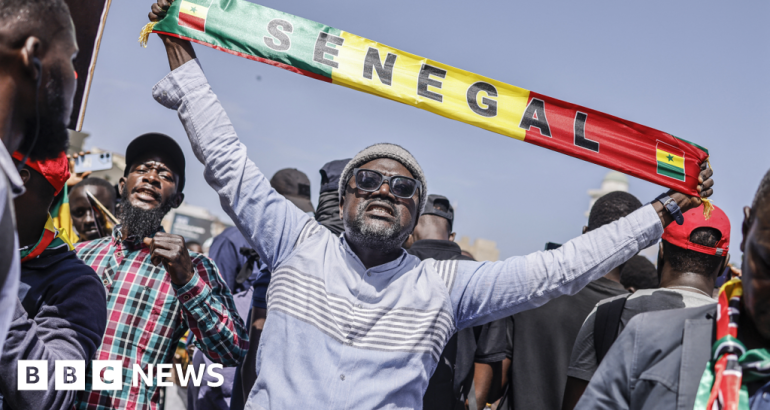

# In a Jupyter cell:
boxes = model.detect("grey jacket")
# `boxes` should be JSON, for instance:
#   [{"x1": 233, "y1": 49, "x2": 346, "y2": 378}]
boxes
[
  {"x1": 0, "y1": 144, "x2": 22, "y2": 362},
  {"x1": 576, "y1": 304, "x2": 716, "y2": 410}
]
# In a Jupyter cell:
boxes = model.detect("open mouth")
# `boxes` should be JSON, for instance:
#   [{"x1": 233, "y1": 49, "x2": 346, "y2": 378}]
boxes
[
  {"x1": 365, "y1": 202, "x2": 395, "y2": 218},
  {"x1": 133, "y1": 186, "x2": 160, "y2": 202}
]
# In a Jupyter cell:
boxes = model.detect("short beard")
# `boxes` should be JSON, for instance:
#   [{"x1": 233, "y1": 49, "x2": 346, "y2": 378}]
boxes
[
  {"x1": 18, "y1": 63, "x2": 70, "y2": 161},
  {"x1": 344, "y1": 198, "x2": 411, "y2": 253},
  {"x1": 117, "y1": 188, "x2": 173, "y2": 239}
]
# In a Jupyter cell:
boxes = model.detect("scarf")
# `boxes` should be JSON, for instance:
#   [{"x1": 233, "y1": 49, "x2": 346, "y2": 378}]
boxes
[
  {"x1": 694, "y1": 279, "x2": 770, "y2": 410},
  {"x1": 50, "y1": 184, "x2": 79, "y2": 246},
  {"x1": 19, "y1": 215, "x2": 72, "y2": 262},
  {"x1": 140, "y1": 0, "x2": 712, "y2": 214}
]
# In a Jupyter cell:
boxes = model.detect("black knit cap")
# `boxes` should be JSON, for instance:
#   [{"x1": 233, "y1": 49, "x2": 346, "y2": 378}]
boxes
[{"x1": 124, "y1": 133, "x2": 186, "y2": 192}]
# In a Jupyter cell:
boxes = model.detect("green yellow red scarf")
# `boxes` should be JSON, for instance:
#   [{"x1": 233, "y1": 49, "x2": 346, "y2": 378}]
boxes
[
  {"x1": 50, "y1": 184, "x2": 79, "y2": 246},
  {"x1": 694, "y1": 279, "x2": 770, "y2": 410},
  {"x1": 140, "y1": 0, "x2": 713, "y2": 206},
  {"x1": 19, "y1": 215, "x2": 72, "y2": 262}
]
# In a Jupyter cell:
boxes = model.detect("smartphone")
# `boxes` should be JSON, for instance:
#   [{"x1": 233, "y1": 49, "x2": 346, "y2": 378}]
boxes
[
  {"x1": 74, "y1": 152, "x2": 113, "y2": 173},
  {"x1": 545, "y1": 242, "x2": 562, "y2": 251}
]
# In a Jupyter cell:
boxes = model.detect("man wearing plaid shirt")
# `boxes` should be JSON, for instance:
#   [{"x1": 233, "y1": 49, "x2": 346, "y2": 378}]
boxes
[{"x1": 74, "y1": 133, "x2": 249, "y2": 410}]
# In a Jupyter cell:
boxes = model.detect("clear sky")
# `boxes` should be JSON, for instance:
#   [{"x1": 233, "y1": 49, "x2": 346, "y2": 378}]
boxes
[{"x1": 82, "y1": 0, "x2": 769, "y2": 260}]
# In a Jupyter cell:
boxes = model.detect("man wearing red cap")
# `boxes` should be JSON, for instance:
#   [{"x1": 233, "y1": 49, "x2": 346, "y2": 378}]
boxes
[
  {"x1": 563, "y1": 204, "x2": 731, "y2": 408},
  {"x1": 0, "y1": 152, "x2": 107, "y2": 409},
  {"x1": 575, "y1": 170, "x2": 770, "y2": 410}
]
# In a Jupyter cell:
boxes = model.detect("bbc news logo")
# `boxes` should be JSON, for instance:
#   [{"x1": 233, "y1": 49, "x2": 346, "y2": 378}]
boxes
[{"x1": 18, "y1": 360, "x2": 224, "y2": 390}]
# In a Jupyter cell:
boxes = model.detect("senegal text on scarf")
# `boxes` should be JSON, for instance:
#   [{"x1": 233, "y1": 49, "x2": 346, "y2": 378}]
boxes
[{"x1": 144, "y1": 0, "x2": 709, "y2": 196}]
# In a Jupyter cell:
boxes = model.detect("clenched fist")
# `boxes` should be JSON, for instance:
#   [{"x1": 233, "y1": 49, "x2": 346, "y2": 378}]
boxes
[{"x1": 143, "y1": 233, "x2": 195, "y2": 286}]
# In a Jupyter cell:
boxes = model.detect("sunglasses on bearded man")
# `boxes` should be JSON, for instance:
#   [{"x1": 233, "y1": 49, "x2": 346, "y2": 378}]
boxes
[{"x1": 353, "y1": 168, "x2": 422, "y2": 199}]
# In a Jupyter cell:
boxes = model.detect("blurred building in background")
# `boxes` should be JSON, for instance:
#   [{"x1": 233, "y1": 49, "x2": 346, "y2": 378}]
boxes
[
  {"x1": 586, "y1": 170, "x2": 658, "y2": 264},
  {"x1": 161, "y1": 204, "x2": 231, "y2": 251},
  {"x1": 457, "y1": 236, "x2": 500, "y2": 262},
  {"x1": 586, "y1": 171, "x2": 629, "y2": 217},
  {"x1": 449, "y1": 200, "x2": 500, "y2": 261}
]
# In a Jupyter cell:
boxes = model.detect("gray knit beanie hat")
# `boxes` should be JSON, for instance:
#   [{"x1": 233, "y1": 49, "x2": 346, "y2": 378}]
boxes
[{"x1": 339, "y1": 143, "x2": 428, "y2": 214}]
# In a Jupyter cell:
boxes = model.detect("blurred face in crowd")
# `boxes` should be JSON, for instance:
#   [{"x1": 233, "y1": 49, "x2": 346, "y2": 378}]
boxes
[
  {"x1": 0, "y1": 7, "x2": 78, "y2": 157},
  {"x1": 69, "y1": 184, "x2": 115, "y2": 241},
  {"x1": 741, "y1": 199, "x2": 770, "y2": 340},
  {"x1": 118, "y1": 153, "x2": 183, "y2": 238},
  {"x1": 340, "y1": 158, "x2": 419, "y2": 252},
  {"x1": 411, "y1": 214, "x2": 455, "y2": 242},
  {"x1": 187, "y1": 242, "x2": 203, "y2": 254}
]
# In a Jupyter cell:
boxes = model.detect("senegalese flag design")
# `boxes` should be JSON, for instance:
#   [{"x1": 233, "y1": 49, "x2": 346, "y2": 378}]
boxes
[
  {"x1": 178, "y1": 0, "x2": 209, "y2": 33},
  {"x1": 143, "y1": 0, "x2": 710, "y2": 196},
  {"x1": 693, "y1": 279, "x2": 770, "y2": 410},
  {"x1": 50, "y1": 184, "x2": 77, "y2": 247},
  {"x1": 656, "y1": 141, "x2": 686, "y2": 181}
]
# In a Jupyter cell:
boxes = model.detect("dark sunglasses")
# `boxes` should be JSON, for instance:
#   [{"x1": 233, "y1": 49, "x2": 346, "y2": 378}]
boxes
[{"x1": 353, "y1": 168, "x2": 422, "y2": 199}]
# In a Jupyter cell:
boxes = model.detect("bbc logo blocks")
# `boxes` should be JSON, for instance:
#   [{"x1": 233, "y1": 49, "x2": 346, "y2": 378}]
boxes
[
  {"x1": 18, "y1": 360, "x2": 121, "y2": 391},
  {"x1": 16, "y1": 361, "x2": 223, "y2": 390}
]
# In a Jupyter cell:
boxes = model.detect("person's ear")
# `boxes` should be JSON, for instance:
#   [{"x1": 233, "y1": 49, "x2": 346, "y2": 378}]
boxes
[
  {"x1": 403, "y1": 234, "x2": 414, "y2": 249},
  {"x1": 18, "y1": 168, "x2": 31, "y2": 185},
  {"x1": 741, "y1": 206, "x2": 752, "y2": 253},
  {"x1": 449, "y1": 232, "x2": 456, "y2": 242},
  {"x1": 170, "y1": 192, "x2": 184, "y2": 209},
  {"x1": 20, "y1": 37, "x2": 43, "y2": 85},
  {"x1": 118, "y1": 177, "x2": 126, "y2": 197},
  {"x1": 582, "y1": 226, "x2": 588, "y2": 234},
  {"x1": 338, "y1": 194, "x2": 345, "y2": 220}
]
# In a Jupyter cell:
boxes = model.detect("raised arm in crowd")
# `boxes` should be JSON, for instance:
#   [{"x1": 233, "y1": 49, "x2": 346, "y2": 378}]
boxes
[{"x1": 148, "y1": 1, "x2": 714, "y2": 406}]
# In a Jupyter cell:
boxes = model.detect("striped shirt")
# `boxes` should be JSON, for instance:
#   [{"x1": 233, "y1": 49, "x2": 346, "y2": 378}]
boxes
[
  {"x1": 153, "y1": 58, "x2": 664, "y2": 410},
  {"x1": 74, "y1": 227, "x2": 248, "y2": 410}
]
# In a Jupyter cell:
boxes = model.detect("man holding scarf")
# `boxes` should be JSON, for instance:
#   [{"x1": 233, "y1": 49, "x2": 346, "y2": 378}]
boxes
[
  {"x1": 148, "y1": 2, "x2": 714, "y2": 408},
  {"x1": 576, "y1": 169, "x2": 770, "y2": 410}
]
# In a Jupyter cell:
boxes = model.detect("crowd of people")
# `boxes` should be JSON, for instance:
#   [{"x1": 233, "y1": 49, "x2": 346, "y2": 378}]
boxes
[{"x1": 0, "y1": 0, "x2": 767, "y2": 410}]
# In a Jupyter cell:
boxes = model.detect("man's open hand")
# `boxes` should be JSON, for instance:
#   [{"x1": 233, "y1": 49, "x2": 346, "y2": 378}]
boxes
[
  {"x1": 654, "y1": 161, "x2": 714, "y2": 226},
  {"x1": 143, "y1": 233, "x2": 195, "y2": 286}
]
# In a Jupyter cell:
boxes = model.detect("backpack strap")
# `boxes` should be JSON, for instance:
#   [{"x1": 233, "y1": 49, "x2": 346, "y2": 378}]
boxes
[{"x1": 594, "y1": 295, "x2": 629, "y2": 364}]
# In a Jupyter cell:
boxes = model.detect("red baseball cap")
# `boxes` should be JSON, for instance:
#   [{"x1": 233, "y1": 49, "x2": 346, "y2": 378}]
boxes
[
  {"x1": 12, "y1": 151, "x2": 70, "y2": 196},
  {"x1": 662, "y1": 204, "x2": 730, "y2": 256}
]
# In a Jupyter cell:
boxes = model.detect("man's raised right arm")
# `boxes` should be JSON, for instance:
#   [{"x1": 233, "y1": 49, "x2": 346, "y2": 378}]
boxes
[{"x1": 150, "y1": 23, "x2": 310, "y2": 270}]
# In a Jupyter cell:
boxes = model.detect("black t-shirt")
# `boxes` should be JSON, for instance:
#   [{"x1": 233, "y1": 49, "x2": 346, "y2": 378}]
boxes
[
  {"x1": 407, "y1": 240, "x2": 508, "y2": 410},
  {"x1": 502, "y1": 277, "x2": 628, "y2": 410}
]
